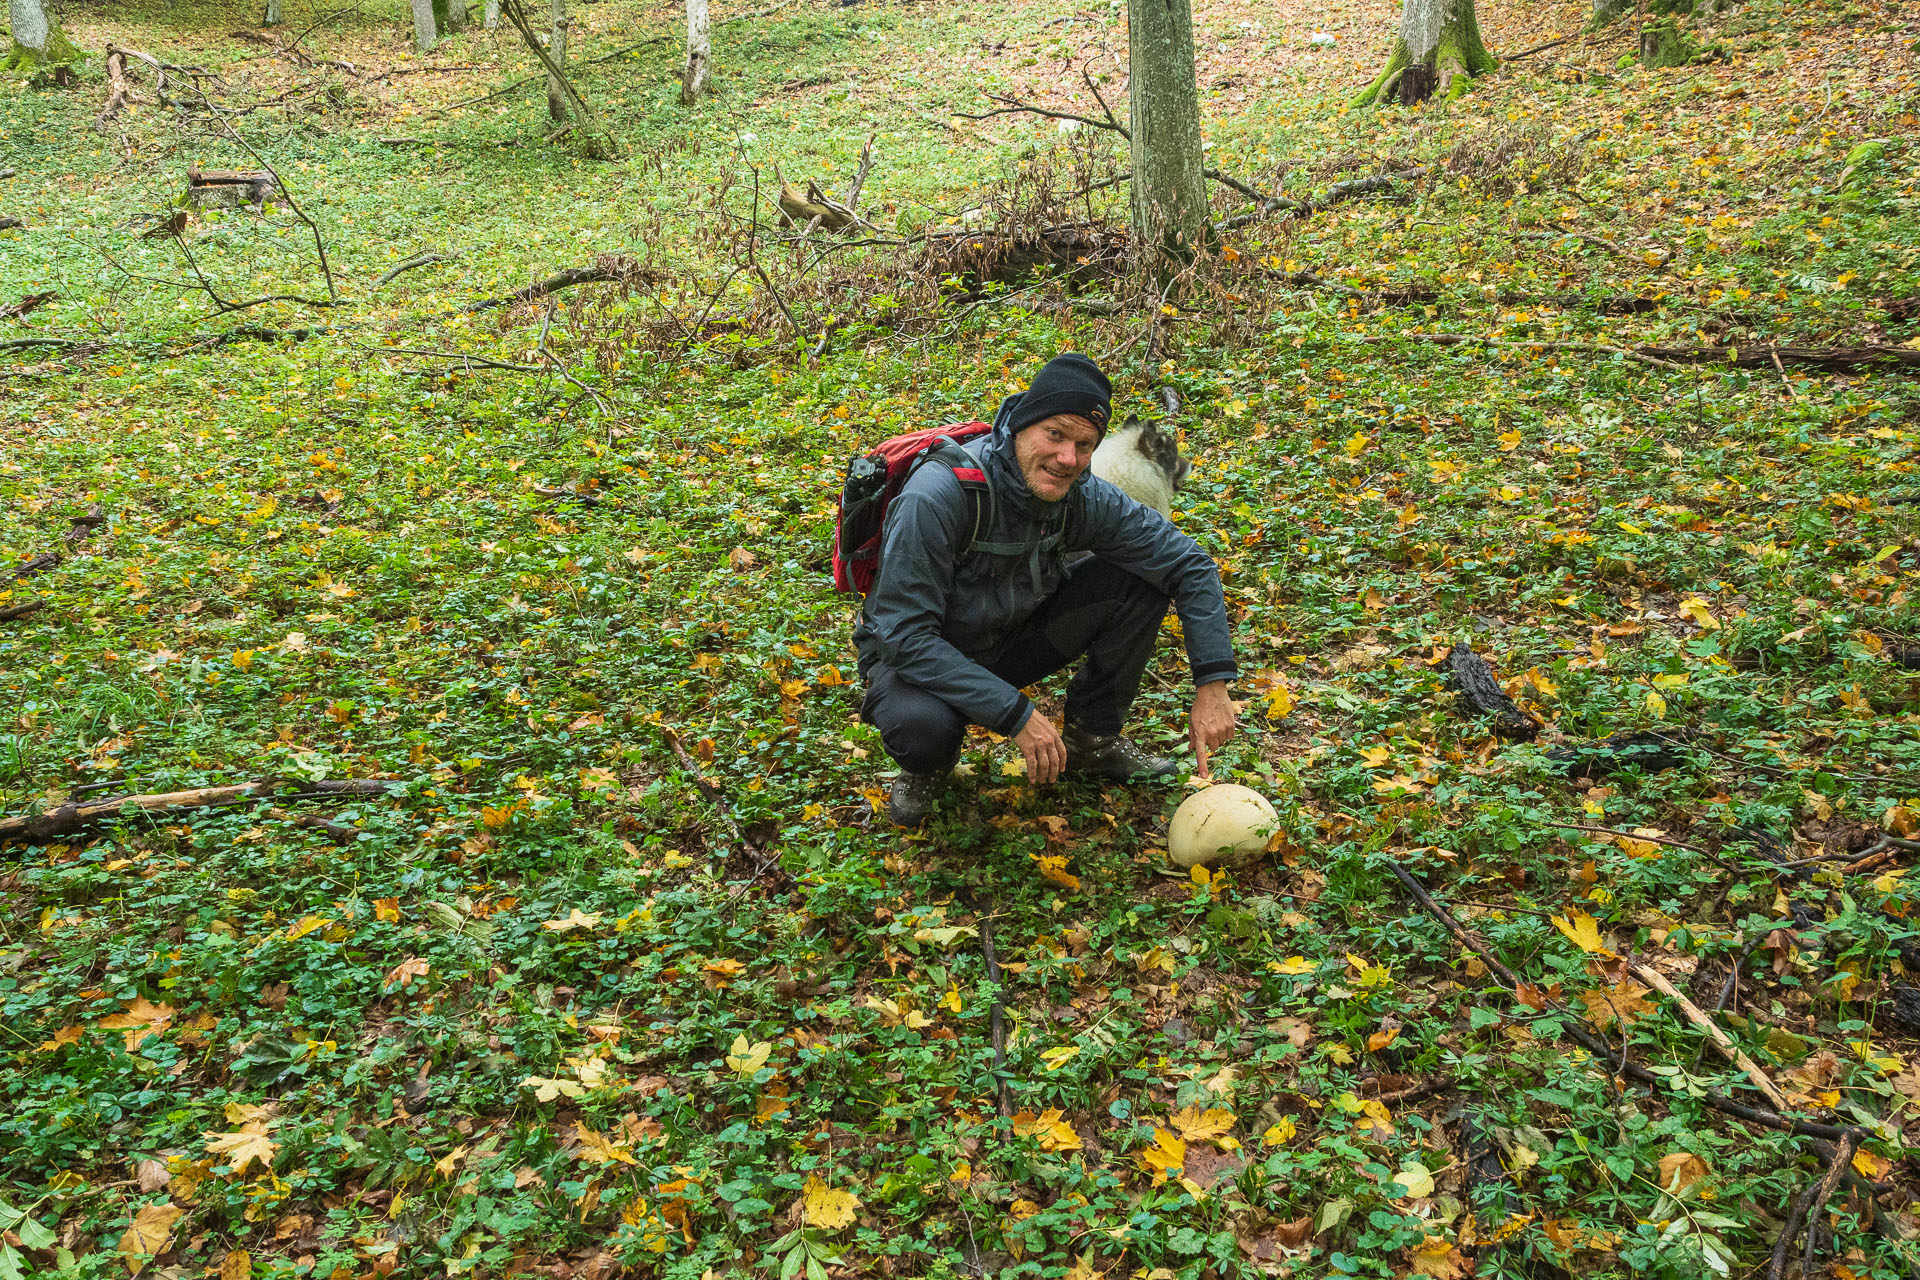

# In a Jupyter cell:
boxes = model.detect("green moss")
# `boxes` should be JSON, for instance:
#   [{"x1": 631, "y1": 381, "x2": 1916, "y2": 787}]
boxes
[{"x1": 1639, "y1": 18, "x2": 1699, "y2": 68}]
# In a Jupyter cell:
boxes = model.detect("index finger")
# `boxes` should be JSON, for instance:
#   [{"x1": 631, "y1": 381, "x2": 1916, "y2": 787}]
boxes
[{"x1": 1194, "y1": 734, "x2": 1211, "y2": 780}]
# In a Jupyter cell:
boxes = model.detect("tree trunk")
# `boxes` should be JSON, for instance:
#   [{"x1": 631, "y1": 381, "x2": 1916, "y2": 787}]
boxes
[
  {"x1": 434, "y1": 0, "x2": 465, "y2": 34},
  {"x1": 1589, "y1": 0, "x2": 1631, "y2": 28},
  {"x1": 484, "y1": 0, "x2": 500, "y2": 28},
  {"x1": 1352, "y1": 0, "x2": 1497, "y2": 107},
  {"x1": 263, "y1": 0, "x2": 283, "y2": 26},
  {"x1": 680, "y1": 0, "x2": 710, "y2": 104},
  {"x1": 409, "y1": 0, "x2": 437, "y2": 52},
  {"x1": 545, "y1": 0, "x2": 569, "y2": 123},
  {"x1": 1126, "y1": 0, "x2": 1209, "y2": 265},
  {"x1": 5, "y1": 0, "x2": 81, "y2": 71}
]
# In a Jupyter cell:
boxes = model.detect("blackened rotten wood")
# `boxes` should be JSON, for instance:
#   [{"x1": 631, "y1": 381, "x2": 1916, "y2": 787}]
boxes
[
  {"x1": 1445, "y1": 645, "x2": 1538, "y2": 740},
  {"x1": 1546, "y1": 729, "x2": 1695, "y2": 783}
]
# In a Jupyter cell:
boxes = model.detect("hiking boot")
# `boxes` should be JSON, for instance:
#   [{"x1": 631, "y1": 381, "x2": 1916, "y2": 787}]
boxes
[
  {"x1": 1063, "y1": 724, "x2": 1178, "y2": 781},
  {"x1": 888, "y1": 770, "x2": 949, "y2": 828}
]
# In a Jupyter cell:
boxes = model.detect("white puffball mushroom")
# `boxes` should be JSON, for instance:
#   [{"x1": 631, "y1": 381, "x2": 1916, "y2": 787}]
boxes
[{"x1": 1167, "y1": 784, "x2": 1279, "y2": 869}]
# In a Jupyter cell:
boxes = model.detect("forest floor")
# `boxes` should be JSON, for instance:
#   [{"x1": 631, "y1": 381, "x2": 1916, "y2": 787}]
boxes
[{"x1": 2, "y1": 0, "x2": 1919, "y2": 1277}]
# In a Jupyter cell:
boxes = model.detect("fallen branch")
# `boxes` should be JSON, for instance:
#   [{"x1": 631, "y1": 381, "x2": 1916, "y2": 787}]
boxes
[
  {"x1": 1637, "y1": 342, "x2": 1920, "y2": 373},
  {"x1": 1385, "y1": 858, "x2": 1865, "y2": 1143},
  {"x1": 1629, "y1": 961, "x2": 1789, "y2": 1109},
  {"x1": 375, "y1": 250, "x2": 461, "y2": 287},
  {"x1": 0, "y1": 290, "x2": 56, "y2": 320},
  {"x1": 0, "y1": 600, "x2": 46, "y2": 623},
  {"x1": 1502, "y1": 33, "x2": 1578, "y2": 60},
  {"x1": 1768, "y1": 1132, "x2": 1858, "y2": 1280},
  {"x1": 1349, "y1": 330, "x2": 1691, "y2": 371},
  {"x1": 9, "y1": 509, "x2": 106, "y2": 581},
  {"x1": 0, "y1": 779, "x2": 401, "y2": 844},
  {"x1": 462, "y1": 264, "x2": 621, "y2": 313}
]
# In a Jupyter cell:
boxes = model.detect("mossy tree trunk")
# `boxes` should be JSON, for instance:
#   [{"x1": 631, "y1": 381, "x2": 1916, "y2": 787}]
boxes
[
  {"x1": 544, "y1": 0, "x2": 569, "y2": 124},
  {"x1": 680, "y1": 0, "x2": 709, "y2": 104},
  {"x1": 434, "y1": 0, "x2": 465, "y2": 34},
  {"x1": 409, "y1": 0, "x2": 437, "y2": 51},
  {"x1": 5, "y1": 0, "x2": 81, "y2": 72},
  {"x1": 1127, "y1": 0, "x2": 1210, "y2": 269},
  {"x1": 263, "y1": 0, "x2": 283, "y2": 26},
  {"x1": 484, "y1": 0, "x2": 500, "y2": 27},
  {"x1": 1351, "y1": 0, "x2": 1497, "y2": 107}
]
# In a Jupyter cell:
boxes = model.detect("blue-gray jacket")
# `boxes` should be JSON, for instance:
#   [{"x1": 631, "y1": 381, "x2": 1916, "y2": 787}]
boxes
[{"x1": 852, "y1": 395, "x2": 1238, "y2": 736}]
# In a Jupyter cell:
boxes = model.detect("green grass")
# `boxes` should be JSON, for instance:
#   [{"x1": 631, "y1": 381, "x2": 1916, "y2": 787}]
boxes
[{"x1": 3, "y1": 0, "x2": 1920, "y2": 1276}]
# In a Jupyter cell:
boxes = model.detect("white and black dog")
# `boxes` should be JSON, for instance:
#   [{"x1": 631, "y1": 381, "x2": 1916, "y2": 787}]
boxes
[{"x1": 1091, "y1": 416, "x2": 1190, "y2": 516}]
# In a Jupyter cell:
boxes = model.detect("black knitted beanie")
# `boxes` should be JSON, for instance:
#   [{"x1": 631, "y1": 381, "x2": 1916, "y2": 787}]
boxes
[{"x1": 1006, "y1": 354, "x2": 1112, "y2": 439}]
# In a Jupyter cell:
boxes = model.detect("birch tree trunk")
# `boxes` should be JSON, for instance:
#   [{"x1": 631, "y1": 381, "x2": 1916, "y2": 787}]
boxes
[
  {"x1": 263, "y1": 0, "x2": 283, "y2": 26},
  {"x1": 1351, "y1": 0, "x2": 1496, "y2": 106},
  {"x1": 5, "y1": 0, "x2": 81, "y2": 71},
  {"x1": 409, "y1": 0, "x2": 438, "y2": 52},
  {"x1": 545, "y1": 0, "x2": 569, "y2": 124},
  {"x1": 680, "y1": 0, "x2": 710, "y2": 104},
  {"x1": 484, "y1": 0, "x2": 500, "y2": 28},
  {"x1": 1127, "y1": 0, "x2": 1209, "y2": 264}
]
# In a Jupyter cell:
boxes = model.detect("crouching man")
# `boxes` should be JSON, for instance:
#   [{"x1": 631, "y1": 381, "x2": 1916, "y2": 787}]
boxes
[{"x1": 853, "y1": 353, "x2": 1240, "y2": 828}]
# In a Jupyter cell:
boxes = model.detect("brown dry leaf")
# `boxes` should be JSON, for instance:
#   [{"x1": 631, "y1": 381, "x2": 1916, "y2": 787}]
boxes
[
  {"x1": 36, "y1": 1024, "x2": 83, "y2": 1053},
  {"x1": 219, "y1": 1248, "x2": 252, "y2": 1280},
  {"x1": 1657, "y1": 1151, "x2": 1710, "y2": 1197},
  {"x1": 727, "y1": 546, "x2": 757, "y2": 571},
  {"x1": 117, "y1": 1202, "x2": 184, "y2": 1274},
  {"x1": 373, "y1": 897, "x2": 401, "y2": 923},
  {"x1": 134, "y1": 1159, "x2": 172, "y2": 1192},
  {"x1": 97, "y1": 997, "x2": 175, "y2": 1051},
  {"x1": 1407, "y1": 1235, "x2": 1474, "y2": 1278},
  {"x1": 1579, "y1": 978, "x2": 1657, "y2": 1029},
  {"x1": 385, "y1": 957, "x2": 430, "y2": 989},
  {"x1": 1238, "y1": 1213, "x2": 1313, "y2": 1263}
]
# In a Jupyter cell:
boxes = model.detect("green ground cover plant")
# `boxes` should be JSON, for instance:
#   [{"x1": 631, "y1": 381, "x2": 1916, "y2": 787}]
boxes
[{"x1": 2, "y1": 0, "x2": 1918, "y2": 1276}]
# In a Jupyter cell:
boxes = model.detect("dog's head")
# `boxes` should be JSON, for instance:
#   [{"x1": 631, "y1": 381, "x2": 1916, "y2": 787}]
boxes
[{"x1": 1118, "y1": 415, "x2": 1189, "y2": 490}]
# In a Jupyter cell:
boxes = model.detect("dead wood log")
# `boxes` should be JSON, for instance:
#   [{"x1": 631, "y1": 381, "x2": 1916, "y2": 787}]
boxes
[
  {"x1": 919, "y1": 221, "x2": 1128, "y2": 290},
  {"x1": 0, "y1": 291, "x2": 56, "y2": 320},
  {"x1": 1634, "y1": 343, "x2": 1920, "y2": 372},
  {"x1": 9, "y1": 509, "x2": 104, "y2": 581},
  {"x1": 0, "y1": 216, "x2": 22, "y2": 231},
  {"x1": 776, "y1": 180, "x2": 861, "y2": 233},
  {"x1": 0, "y1": 600, "x2": 46, "y2": 622},
  {"x1": 462, "y1": 261, "x2": 637, "y2": 313},
  {"x1": 0, "y1": 778, "x2": 400, "y2": 844},
  {"x1": 1546, "y1": 729, "x2": 1696, "y2": 783},
  {"x1": 1445, "y1": 645, "x2": 1539, "y2": 740}
]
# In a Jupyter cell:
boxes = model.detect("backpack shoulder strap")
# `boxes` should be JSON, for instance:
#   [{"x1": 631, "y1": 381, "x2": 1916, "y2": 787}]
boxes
[{"x1": 922, "y1": 439, "x2": 993, "y2": 557}]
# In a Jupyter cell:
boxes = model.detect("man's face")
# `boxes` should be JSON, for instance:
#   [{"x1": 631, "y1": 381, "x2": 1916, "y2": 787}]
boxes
[{"x1": 1014, "y1": 413, "x2": 1101, "y2": 503}]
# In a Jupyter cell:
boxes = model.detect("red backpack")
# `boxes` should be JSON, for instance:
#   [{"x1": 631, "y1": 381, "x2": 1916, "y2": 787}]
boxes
[{"x1": 831, "y1": 422, "x2": 994, "y2": 595}]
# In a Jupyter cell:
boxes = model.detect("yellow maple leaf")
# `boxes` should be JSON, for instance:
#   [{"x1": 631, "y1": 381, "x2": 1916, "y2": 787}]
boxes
[
  {"x1": 1357, "y1": 744, "x2": 1392, "y2": 768},
  {"x1": 373, "y1": 897, "x2": 401, "y2": 923},
  {"x1": 285, "y1": 915, "x2": 332, "y2": 940},
  {"x1": 1551, "y1": 911, "x2": 1613, "y2": 956},
  {"x1": 1171, "y1": 1104, "x2": 1236, "y2": 1146},
  {"x1": 522, "y1": 1075, "x2": 586, "y2": 1102},
  {"x1": 573, "y1": 1123, "x2": 638, "y2": 1166},
  {"x1": 1032, "y1": 853, "x2": 1080, "y2": 891},
  {"x1": 543, "y1": 908, "x2": 602, "y2": 932},
  {"x1": 1269, "y1": 956, "x2": 1315, "y2": 975},
  {"x1": 726, "y1": 1033, "x2": 772, "y2": 1076},
  {"x1": 1262, "y1": 1116, "x2": 1297, "y2": 1145},
  {"x1": 204, "y1": 1127, "x2": 278, "y2": 1174},
  {"x1": 1677, "y1": 598, "x2": 1719, "y2": 630},
  {"x1": 1346, "y1": 952, "x2": 1393, "y2": 988},
  {"x1": 1497, "y1": 429, "x2": 1523, "y2": 452},
  {"x1": 1136, "y1": 1127, "x2": 1186, "y2": 1185},
  {"x1": 97, "y1": 997, "x2": 175, "y2": 1051},
  {"x1": 939, "y1": 986, "x2": 963, "y2": 1014},
  {"x1": 1039, "y1": 1046, "x2": 1080, "y2": 1071},
  {"x1": 118, "y1": 1203, "x2": 184, "y2": 1274},
  {"x1": 1262, "y1": 681, "x2": 1295, "y2": 719},
  {"x1": 800, "y1": 1175, "x2": 860, "y2": 1230}
]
